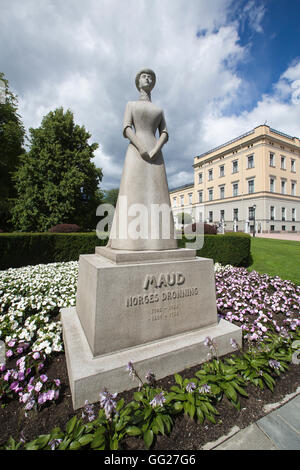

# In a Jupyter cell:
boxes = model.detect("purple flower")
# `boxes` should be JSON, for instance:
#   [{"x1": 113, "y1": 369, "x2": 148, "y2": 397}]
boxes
[
  {"x1": 45, "y1": 389, "x2": 55, "y2": 401},
  {"x1": 269, "y1": 359, "x2": 281, "y2": 370},
  {"x1": 40, "y1": 374, "x2": 48, "y2": 383},
  {"x1": 0, "y1": 363, "x2": 6, "y2": 373},
  {"x1": 18, "y1": 371, "x2": 25, "y2": 381},
  {"x1": 24, "y1": 398, "x2": 35, "y2": 411},
  {"x1": 49, "y1": 439, "x2": 62, "y2": 450},
  {"x1": 34, "y1": 381, "x2": 43, "y2": 392},
  {"x1": 82, "y1": 400, "x2": 96, "y2": 422},
  {"x1": 7, "y1": 340, "x2": 16, "y2": 348},
  {"x1": 186, "y1": 382, "x2": 196, "y2": 393},
  {"x1": 54, "y1": 379, "x2": 61, "y2": 387},
  {"x1": 145, "y1": 370, "x2": 156, "y2": 385},
  {"x1": 10, "y1": 381, "x2": 19, "y2": 391},
  {"x1": 99, "y1": 389, "x2": 118, "y2": 420},
  {"x1": 6, "y1": 349, "x2": 13, "y2": 358},
  {"x1": 199, "y1": 384, "x2": 211, "y2": 394},
  {"x1": 230, "y1": 338, "x2": 239, "y2": 350},
  {"x1": 32, "y1": 352, "x2": 40, "y2": 360},
  {"x1": 149, "y1": 391, "x2": 166, "y2": 408},
  {"x1": 126, "y1": 361, "x2": 135, "y2": 380}
]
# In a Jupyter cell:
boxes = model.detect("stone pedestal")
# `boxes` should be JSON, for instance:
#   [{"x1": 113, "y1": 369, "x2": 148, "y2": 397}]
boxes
[{"x1": 62, "y1": 247, "x2": 242, "y2": 410}]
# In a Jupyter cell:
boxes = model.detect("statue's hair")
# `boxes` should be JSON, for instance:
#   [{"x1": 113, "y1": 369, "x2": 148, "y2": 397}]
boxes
[{"x1": 135, "y1": 68, "x2": 156, "y2": 91}]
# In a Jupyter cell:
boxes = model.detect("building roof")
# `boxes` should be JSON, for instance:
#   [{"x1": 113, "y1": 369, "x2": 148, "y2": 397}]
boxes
[{"x1": 169, "y1": 182, "x2": 194, "y2": 193}]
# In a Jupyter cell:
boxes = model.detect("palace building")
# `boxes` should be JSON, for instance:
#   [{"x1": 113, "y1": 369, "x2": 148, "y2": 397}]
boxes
[{"x1": 170, "y1": 125, "x2": 300, "y2": 233}]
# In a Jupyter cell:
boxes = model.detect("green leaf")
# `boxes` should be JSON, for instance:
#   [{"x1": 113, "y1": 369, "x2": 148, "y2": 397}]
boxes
[
  {"x1": 144, "y1": 430, "x2": 154, "y2": 449},
  {"x1": 110, "y1": 439, "x2": 119, "y2": 450},
  {"x1": 69, "y1": 440, "x2": 82, "y2": 450},
  {"x1": 126, "y1": 426, "x2": 142, "y2": 437},
  {"x1": 78, "y1": 434, "x2": 94, "y2": 446},
  {"x1": 173, "y1": 401, "x2": 183, "y2": 412},
  {"x1": 35, "y1": 434, "x2": 51, "y2": 449},
  {"x1": 174, "y1": 373, "x2": 183, "y2": 386},
  {"x1": 66, "y1": 416, "x2": 78, "y2": 435},
  {"x1": 155, "y1": 415, "x2": 165, "y2": 435},
  {"x1": 134, "y1": 391, "x2": 144, "y2": 402}
]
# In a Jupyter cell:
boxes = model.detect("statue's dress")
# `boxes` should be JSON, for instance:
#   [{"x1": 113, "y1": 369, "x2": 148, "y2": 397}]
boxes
[{"x1": 109, "y1": 100, "x2": 177, "y2": 250}]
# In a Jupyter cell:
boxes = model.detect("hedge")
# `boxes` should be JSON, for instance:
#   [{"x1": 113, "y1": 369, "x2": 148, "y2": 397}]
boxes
[
  {"x1": 0, "y1": 232, "x2": 251, "y2": 270},
  {"x1": 0, "y1": 233, "x2": 108, "y2": 270},
  {"x1": 178, "y1": 233, "x2": 251, "y2": 267}
]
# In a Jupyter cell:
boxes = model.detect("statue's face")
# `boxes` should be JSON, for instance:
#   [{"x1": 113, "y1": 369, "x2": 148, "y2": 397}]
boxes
[{"x1": 138, "y1": 73, "x2": 154, "y2": 91}]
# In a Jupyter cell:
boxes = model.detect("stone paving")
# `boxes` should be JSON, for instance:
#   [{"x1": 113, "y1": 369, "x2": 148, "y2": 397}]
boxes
[{"x1": 204, "y1": 393, "x2": 300, "y2": 450}]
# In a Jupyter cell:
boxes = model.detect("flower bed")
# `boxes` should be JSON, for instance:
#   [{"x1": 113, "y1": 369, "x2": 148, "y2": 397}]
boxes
[{"x1": 0, "y1": 261, "x2": 299, "y2": 449}]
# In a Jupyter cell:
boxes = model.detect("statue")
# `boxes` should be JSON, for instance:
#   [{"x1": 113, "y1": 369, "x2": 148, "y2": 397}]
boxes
[{"x1": 108, "y1": 68, "x2": 177, "y2": 251}]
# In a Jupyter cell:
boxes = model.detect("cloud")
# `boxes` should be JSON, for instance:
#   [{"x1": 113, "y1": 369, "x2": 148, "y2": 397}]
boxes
[
  {"x1": 1, "y1": 0, "x2": 298, "y2": 193},
  {"x1": 200, "y1": 59, "x2": 300, "y2": 148}
]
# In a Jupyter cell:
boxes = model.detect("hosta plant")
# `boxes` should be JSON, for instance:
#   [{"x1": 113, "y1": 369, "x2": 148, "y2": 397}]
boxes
[{"x1": 166, "y1": 373, "x2": 219, "y2": 424}]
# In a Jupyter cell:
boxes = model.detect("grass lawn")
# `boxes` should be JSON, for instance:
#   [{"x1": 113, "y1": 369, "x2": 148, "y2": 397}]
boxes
[{"x1": 249, "y1": 237, "x2": 300, "y2": 285}]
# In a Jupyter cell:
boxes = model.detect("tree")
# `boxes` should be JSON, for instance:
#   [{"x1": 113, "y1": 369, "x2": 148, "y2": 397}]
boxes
[
  {"x1": 11, "y1": 107, "x2": 103, "y2": 231},
  {"x1": 102, "y1": 188, "x2": 119, "y2": 207},
  {"x1": 0, "y1": 72, "x2": 25, "y2": 230}
]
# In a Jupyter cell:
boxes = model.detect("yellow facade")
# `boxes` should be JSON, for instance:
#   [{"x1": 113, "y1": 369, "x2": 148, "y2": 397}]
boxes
[{"x1": 170, "y1": 125, "x2": 300, "y2": 233}]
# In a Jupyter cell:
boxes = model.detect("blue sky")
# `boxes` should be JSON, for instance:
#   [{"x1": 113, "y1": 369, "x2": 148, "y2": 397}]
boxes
[
  {"x1": 232, "y1": 0, "x2": 300, "y2": 112},
  {"x1": 1, "y1": 0, "x2": 300, "y2": 190}
]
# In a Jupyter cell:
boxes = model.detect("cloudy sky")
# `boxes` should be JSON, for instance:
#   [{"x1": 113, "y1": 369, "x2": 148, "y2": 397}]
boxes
[{"x1": 1, "y1": 0, "x2": 300, "y2": 190}]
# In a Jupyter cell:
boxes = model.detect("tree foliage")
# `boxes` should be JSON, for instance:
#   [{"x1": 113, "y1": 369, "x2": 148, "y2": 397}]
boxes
[
  {"x1": 102, "y1": 188, "x2": 119, "y2": 207},
  {"x1": 11, "y1": 107, "x2": 102, "y2": 231},
  {"x1": 0, "y1": 72, "x2": 25, "y2": 230}
]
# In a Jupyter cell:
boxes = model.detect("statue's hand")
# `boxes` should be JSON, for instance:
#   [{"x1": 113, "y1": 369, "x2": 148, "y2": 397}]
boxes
[
  {"x1": 149, "y1": 148, "x2": 158, "y2": 159},
  {"x1": 140, "y1": 150, "x2": 150, "y2": 159}
]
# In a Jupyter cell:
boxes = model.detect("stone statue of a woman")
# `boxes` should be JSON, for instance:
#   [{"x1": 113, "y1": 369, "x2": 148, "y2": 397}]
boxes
[{"x1": 108, "y1": 68, "x2": 177, "y2": 251}]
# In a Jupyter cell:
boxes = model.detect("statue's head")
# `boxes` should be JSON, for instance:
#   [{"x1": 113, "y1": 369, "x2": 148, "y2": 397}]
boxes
[{"x1": 135, "y1": 68, "x2": 156, "y2": 92}]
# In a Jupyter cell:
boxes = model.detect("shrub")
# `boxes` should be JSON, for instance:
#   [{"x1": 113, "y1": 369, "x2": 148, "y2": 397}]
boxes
[
  {"x1": 49, "y1": 224, "x2": 81, "y2": 233},
  {"x1": 178, "y1": 233, "x2": 251, "y2": 267},
  {"x1": 184, "y1": 223, "x2": 217, "y2": 235},
  {"x1": 0, "y1": 232, "x2": 109, "y2": 270}
]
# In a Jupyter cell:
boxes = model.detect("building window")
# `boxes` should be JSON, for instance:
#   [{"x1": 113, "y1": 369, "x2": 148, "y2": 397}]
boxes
[
  {"x1": 208, "y1": 169, "x2": 213, "y2": 181},
  {"x1": 291, "y1": 159, "x2": 296, "y2": 172},
  {"x1": 198, "y1": 190, "x2": 203, "y2": 203},
  {"x1": 292, "y1": 208, "x2": 296, "y2": 222},
  {"x1": 180, "y1": 195, "x2": 184, "y2": 207},
  {"x1": 291, "y1": 181, "x2": 296, "y2": 196},
  {"x1": 270, "y1": 206, "x2": 275, "y2": 221},
  {"x1": 282, "y1": 225, "x2": 286, "y2": 231},
  {"x1": 233, "y1": 208, "x2": 238, "y2": 221},
  {"x1": 248, "y1": 179, "x2": 255, "y2": 194},
  {"x1": 220, "y1": 209, "x2": 225, "y2": 221},
  {"x1": 247, "y1": 155, "x2": 254, "y2": 169},
  {"x1": 219, "y1": 165, "x2": 225, "y2": 177},
  {"x1": 198, "y1": 172, "x2": 203, "y2": 184},
  {"x1": 219, "y1": 185, "x2": 225, "y2": 199},
  {"x1": 232, "y1": 160, "x2": 238, "y2": 174},
  {"x1": 173, "y1": 197, "x2": 177, "y2": 208},
  {"x1": 249, "y1": 207, "x2": 255, "y2": 220},
  {"x1": 270, "y1": 225, "x2": 275, "y2": 232},
  {"x1": 270, "y1": 153, "x2": 275, "y2": 167},
  {"x1": 208, "y1": 188, "x2": 213, "y2": 201},
  {"x1": 188, "y1": 193, "x2": 193, "y2": 205},
  {"x1": 281, "y1": 207, "x2": 286, "y2": 221},
  {"x1": 209, "y1": 211, "x2": 213, "y2": 223},
  {"x1": 292, "y1": 226, "x2": 296, "y2": 232},
  {"x1": 270, "y1": 177, "x2": 275, "y2": 193},
  {"x1": 281, "y1": 156, "x2": 286, "y2": 170},
  {"x1": 281, "y1": 180, "x2": 286, "y2": 195},
  {"x1": 232, "y1": 182, "x2": 239, "y2": 197}
]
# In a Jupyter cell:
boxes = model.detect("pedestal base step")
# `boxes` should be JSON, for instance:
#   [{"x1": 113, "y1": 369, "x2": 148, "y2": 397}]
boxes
[{"x1": 61, "y1": 307, "x2": 242, "y2": 410}]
